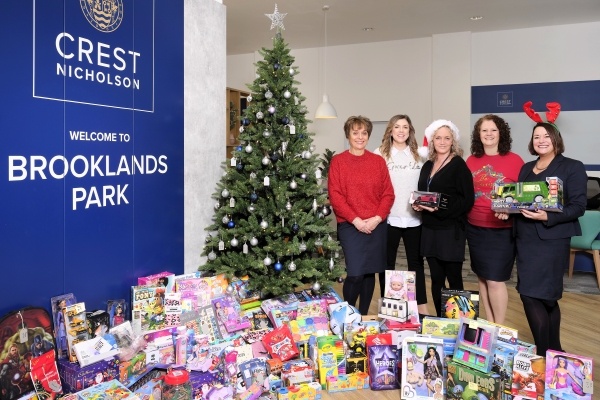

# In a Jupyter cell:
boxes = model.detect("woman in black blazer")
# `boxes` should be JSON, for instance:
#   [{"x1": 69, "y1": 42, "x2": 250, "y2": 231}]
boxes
[{"x1": 496, "y1": 121, "x2": 587, "y2": 356}]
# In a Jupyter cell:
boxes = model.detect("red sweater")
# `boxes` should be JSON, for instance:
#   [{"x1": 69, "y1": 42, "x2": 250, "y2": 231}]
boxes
[
  {"x1": 466, "y1": 152, "x2": 524, "y2": 228},
  {"x1": 328, "y1": 150, "x2": 395, "y2": 224}
]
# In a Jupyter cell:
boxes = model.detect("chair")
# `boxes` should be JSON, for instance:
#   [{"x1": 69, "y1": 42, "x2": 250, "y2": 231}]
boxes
[{"x1": 569, "y1": 210, "x2": 600, "y2": 288}]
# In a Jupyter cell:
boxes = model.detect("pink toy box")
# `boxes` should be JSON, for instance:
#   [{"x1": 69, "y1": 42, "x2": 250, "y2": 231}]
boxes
[{"x1": 545, "y1": 350, "x2": 593, "y2": 400}]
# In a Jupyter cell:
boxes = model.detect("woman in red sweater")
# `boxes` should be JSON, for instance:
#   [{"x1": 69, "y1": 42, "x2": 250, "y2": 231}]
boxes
[
  {"x1": 466, "y1": 115, "x2": 523, "y2": 324},
  {"x1": 328, "y1": 115, "x2": 395, "y2": 315}
]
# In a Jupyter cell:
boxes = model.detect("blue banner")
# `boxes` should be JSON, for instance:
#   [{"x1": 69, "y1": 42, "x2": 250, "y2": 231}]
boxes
[{"x1": 0, "y1": 0, "x2": 184, "y2": 316}]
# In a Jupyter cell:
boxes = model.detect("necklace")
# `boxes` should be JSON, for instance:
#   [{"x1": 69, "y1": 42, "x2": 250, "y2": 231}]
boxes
[
  {"x1": 427, "y1": 154, "x2": 451, "y2": 191},
  {"x1": 535, "y1": 160, "x2": 549, "y2": 171}
]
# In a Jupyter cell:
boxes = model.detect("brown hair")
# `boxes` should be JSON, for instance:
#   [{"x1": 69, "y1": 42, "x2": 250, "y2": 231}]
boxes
[
  {"x1": 528, "y1": 122, "x2": 564, "y2": 156},
  {"x1": 427, "y1": 125, "x2": 463, "y2": 160},
  {"x1": 343, "y1": 115, "x2": 373, "y2": 139},
  {"x1": 471, "y1": 114, "x2": 512, "y2": 157},
  {"x1": 379, "y1": 115, "x2": 419, "y2": 162}
]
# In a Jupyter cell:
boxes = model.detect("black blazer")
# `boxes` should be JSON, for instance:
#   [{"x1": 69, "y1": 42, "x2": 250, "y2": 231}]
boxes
[{"x1": 516, "y1": 154, "x2": 587, "y2": 240}]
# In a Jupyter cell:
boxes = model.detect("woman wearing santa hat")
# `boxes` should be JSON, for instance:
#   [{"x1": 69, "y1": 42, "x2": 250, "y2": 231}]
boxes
[{"x1": 412, "y1": 120, "x2": 474, "y2": 317}]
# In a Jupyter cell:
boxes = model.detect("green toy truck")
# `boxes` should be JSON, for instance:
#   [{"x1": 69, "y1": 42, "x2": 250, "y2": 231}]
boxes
[{"x1": 490, "y1": 176, "x2": 563, "y2": 213}]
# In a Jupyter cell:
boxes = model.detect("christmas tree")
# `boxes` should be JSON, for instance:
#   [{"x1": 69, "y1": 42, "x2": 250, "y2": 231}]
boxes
[{"x1": 199, "y1": 28, "x2": 344, "y2": 297}]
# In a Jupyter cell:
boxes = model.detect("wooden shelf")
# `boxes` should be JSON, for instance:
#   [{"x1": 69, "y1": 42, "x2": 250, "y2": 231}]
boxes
[{"x1": 226, "y1": 87, "x2": 250, "y2": 159}]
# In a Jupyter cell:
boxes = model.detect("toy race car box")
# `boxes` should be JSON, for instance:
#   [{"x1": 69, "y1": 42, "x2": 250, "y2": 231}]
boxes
[
  {"x1": 545, "y1": 350, "x2": 593, "y2": 400},
  {"x1": 511, "y1": 352, "x2": 546, "y2": 399},
  {"x1": 491, "y1": 176, "x2": 563, "y2": 213},
  {"x1": 410, "y1": 191, "x2": 450, "y2": 209},
  {"x1": 446, "y1": 360, "x2": 503, "y2": 400}
]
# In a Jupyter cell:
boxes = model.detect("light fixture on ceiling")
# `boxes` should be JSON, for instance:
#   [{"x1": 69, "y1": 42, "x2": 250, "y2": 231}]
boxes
[
  {"x1": 363, "y1": 28, "x2": 373, "y2": 31},
  {"x1": 315, "y1": 5, "x2": 337, "y2": 119},
  {"x1": 470, "y1": 16, "x2": 483, "y2": 21}
]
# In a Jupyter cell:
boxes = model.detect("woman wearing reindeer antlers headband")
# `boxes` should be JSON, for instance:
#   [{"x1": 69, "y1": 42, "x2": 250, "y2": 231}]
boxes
[{"x1": 495, "y1": 101, "x2": 587, "y2": 356}]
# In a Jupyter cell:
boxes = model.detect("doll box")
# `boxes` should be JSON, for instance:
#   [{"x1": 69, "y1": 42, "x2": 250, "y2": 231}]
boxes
[
  {"x1": 57, "y1": 357, "x2": 119, "y2": 393},
  {"x1": 544, "y1": 350, "x2": 593, "y2": 400},
  {"x1": 77, "y1": 379, "x2": 140, "y2": 399},
  {"x1": 446, "y1": 360, "x2": 503, "y2": 400},
  {"x1": 491, "y1": 177, "x2": 564, "y2": 213},
  {"x1": 401, "y1": 337, "x2": 444, "y2": 398},
  {"x1": 511, "y1": 352, "x2": 546, "y2": 399}
]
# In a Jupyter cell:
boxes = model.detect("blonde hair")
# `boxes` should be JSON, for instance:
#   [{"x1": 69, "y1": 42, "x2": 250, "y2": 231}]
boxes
[
  {"x1": 379, "y1": 115, "x2": 419, "y2": 162},
  {"x1": 427, "y1": 125, "x2": 463, "y2": 160}
]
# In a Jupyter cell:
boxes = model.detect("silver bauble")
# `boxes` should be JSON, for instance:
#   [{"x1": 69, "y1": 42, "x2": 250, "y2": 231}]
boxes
[
  {"x1": 284, "y1": 90, "x2": 291, "y2": 99},
  {"x1": 245, "y1": 144, "x2": 253, "y2": 153},
  {"x1": 303, "y1": 151, "x2": 312, "y2": 159},
  {"x1": 260, "y1": 220, "x2": 269, "y2": 229},
  {"x1": 250, "y1": 172, "x2": 257, "y2": 179},
  {"x1": 288, "y1": 261, "x2": 297, "y2": 271},
  {"x1": 205, "y1": 235, "x2": 212, "y2": 243},
  {"x1": 264, "y1": 256, "x2": 272, "y2": 266},
  {"x1": 262, "y1": 157, "x2": 271, "y2": 166},
  {"x1": 208, "y1": 251, "x2": 217, "y2": 261},
  {"x1": 250, "y1": 237, "x2": 259, "y2": 246},
  {"x1": 318, "y1": 213, "x2": 324, "y2": 219},
  {"x1": 221, "y1": 189, "x2": 229, "y2": 198},
  {"x1": 263, "y1": 129, "x2": 271, "y2": 138},
  {"x1": 312, "y1": 282, "x2": 321, "y2": 292},
  {"x1": 239, "y1": 126, "x2": 244, "y2": 133},
  {"x1": 314, "y1": 238, "x2": 323, "y2": 247},
  {"x1": 329, "y1": 258, "x2": 335, "y2": 271},
  {"x1": 289, "y1": 68, "x2": 295, "y2": 76},
  {"x1": 285, "y1": 201, "x2": 292, "y2": 211},
  {"x1": 256, "y1": 111, "x2": 264, "y2": 119},
  {"x1": 335, "y1": 251, "x2": 340, "y2": 258},
  {"x1": 290, "y1": 180, "x2": 298, "y2": 189},
  {"x1": 299, "y1": 242, "x2": 307, "y2": 252},
  {"x1": 300, "y1": 173, "x2": 307, "y2": 180},
  {"x1": 247, "y1": 95, "x2": 253, "y2": 102},
  {"x1": 214, "y1": 202, "x2": 221, "y2": 210},
  {"x1": 309, "y1": 145, "x2": 316, "y2": 152},
  {"x1": 222, "y1": 215, "x2": 230, "y2": 224},
  {"x1": 226, "y1": 285, "x2": 234, "y2": 294},
  {"x1": 300, "y1": 106, "x2": 307, "y2": 113},
  {"x1": 265, "y1": 90, "x2": 273, "y2": 99},
  {"x1": 247, "y1": 204, "x2": 256, "y2": 213},
  {"x1": 322, "y1": 206, "x2": 331, "y2": 216},
  {"x1": 230, "y1": 238, "x2": 239, "y2": 247}
]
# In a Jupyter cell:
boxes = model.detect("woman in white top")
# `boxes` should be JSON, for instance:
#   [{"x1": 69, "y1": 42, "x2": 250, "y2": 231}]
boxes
[{"x1": 374, "y1": 115, "x2": 428, "y2": 314}]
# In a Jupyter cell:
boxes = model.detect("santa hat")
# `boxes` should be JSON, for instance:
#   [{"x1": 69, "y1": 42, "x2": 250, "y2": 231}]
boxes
[{"x1": 418, "y1": 119, "x2": 460, "y2": 158}]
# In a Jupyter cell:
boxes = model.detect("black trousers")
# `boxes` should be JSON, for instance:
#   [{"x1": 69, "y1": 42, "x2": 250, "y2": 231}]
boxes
[
  {"x1": 520, "y1": 294, "x2": 562, "y2": 356},
  {"x1": 379, "y1": 225, "x2": 427, "y2": 304},
  {"x1": 426, "y1": 257, "x2": 464, "y2": 317}
]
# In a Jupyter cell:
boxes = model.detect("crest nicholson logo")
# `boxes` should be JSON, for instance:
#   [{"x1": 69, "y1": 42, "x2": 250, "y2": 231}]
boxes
[{"x1": 80, "y1": 0, "x2": 124, "y2": 32}]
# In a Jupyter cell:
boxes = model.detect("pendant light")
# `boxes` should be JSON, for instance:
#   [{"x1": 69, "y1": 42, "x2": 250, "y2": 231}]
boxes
[{"x1": 315, "y1": 5, "x2": 337, "y2": 119}]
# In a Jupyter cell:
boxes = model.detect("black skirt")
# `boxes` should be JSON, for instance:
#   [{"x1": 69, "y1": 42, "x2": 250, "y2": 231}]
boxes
[
  {"x1": 338, "y1": 222, "x2": 387, "y2": 277},
  {"x1": 467, "y1": 223, "x2": 516, "y2": 281},
  {"x1": 420, "y1": 225, "x2": 466, "y2": 262}
]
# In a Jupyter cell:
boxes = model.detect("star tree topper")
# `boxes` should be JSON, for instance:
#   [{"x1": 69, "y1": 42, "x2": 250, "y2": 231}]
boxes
[{"x1": 265, "y1": 4, "x2": 287, "y2": 30}]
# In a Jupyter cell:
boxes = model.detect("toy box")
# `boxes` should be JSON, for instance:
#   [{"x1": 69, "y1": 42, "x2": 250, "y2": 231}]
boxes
[
  {"x1": 410, "y1": 191, "x2": 450, "y2": 209},
  {"x1": 277, "y1": 383, "x2": 318, "y2": 400},
  {"x1": 370, "y1": 344, "x2": 400, "y2": 391},
  {"x1": 491, "y1": 177, "x2": 564, "y2": 213},
  {"x1": 281, "y1": 359, "x2": 315, "y2": 387},
  {"x1": 138, "y1": 271, "x2": 175, "y2": 291},
  {"x1": 73, "y1": 333, "x2": 119, "y2": 367},
  {"x1": 189, "y1": 368, "x2": 225, "y2": 400},
  {"x1": 132, "y1": 378, "x2": 163, "y2": 400},
  {"x1": 327, "y1": 374, "x2": 356, "y2": 393},
  {"x1": 239, "y1": 359, "x2": 269, "y2": 391},
  {"x1": 87, "y1": 310, "x2": 111, "y2": 338},
  {"x1": 119, "y1": 353, "x2": 147, "y2": 385},
  {"x1": 544, "y1": 350, "x2": 593, "y2": 400},
  {"x1": 301, "y1": 288, "x2": 343, "y2": 306},
  {"x1": 77, "y1": 379, "x2": 140, "y2": 399},
  {"x1": 131, "y1": 286, "x2": 166, "y2": 334},
  {"x1": 379, "y1": 271, "x2": 420, "y2": 325},
  {"x1": 421, "y1": 317, "x2": 460, "y2": 338},
  {"x1": 52, "y1": 293, "x2": 77, "y2": 360},
  {"x1": 62, "y1": 302, "x2": 90, "y2": 363},
  {"x1": 212, "y1": 295, "x2": 252, "y2": 333},
  {"x1": 441, "y1": 289, "x2": 479, "y2": 319},
  {"x1": 516, "y1": 340, "x2": 536, "y2": 355},
  {"x1": 229, "y1": 275, "x2": 261, "y2": 306},
  {"x1": 379, "y1": 297, "x2": 409, "y2": 322},
  {"x1": 316, "y1": 335, "x2": 345, "y2": 389},
  {"x1": 446, "y1": 360, "x2": 503, "y2": 400},
  {"x1": 492, "y1": 342, "x2": 516, "y2": 395},
  {"x1": 401, "y1": 337, "x2": 444, "y2": 398},
  {"x1": 453, "y1": 317, "x2": 498, "y2": 373},
  {"x1": 57, "y1": 357, "x2": 119, "y2": 393},
  {"x1": 107, "y1": 299, "x2": 127, "y2": 328},
  {"x1": 511, "y1": 352, "x2": 546, "y2": 399}
]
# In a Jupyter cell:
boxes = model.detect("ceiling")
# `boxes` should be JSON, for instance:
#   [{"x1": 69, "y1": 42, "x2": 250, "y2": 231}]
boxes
[{"x1": 224, "y1": 0, "x2": 600, "y2": 55}]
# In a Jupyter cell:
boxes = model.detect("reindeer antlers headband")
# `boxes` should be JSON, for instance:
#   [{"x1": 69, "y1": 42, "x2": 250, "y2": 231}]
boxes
[{"x1": 523, "y1": 101, "x2": 562, "y2": 133}]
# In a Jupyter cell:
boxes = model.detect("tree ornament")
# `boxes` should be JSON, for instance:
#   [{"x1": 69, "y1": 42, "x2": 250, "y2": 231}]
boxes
[
  {"x1": 303, "y1": 151, "x2": 312, "y2": 159},
  {"x1": 250, "y1": 192, "x2": 258, "y2": 202},
  {"x1": 285, "y1": 201, "x2": 292, "y2": 211},
  {"x1": 256, "y1": 111, "x2": 264, "y2": 119},
  {"x1": 274, "y1": 261, "x2": 283, "y2": 271},
  {"x1": 300, "y1": 173, "x2": 307, "y2": 180},
  {"x1": 260, "y1": 220, "x2": 269, "y2": 229},
  {"x1": 292, "y1": 223, "x2": 300, "y2": 233},
  {"x1": 312, "y1": 198, "x2": 318, "y2": 213},
  {"x1": 284, "y1": 90, "x2": 291, "y2": 99},
  {"x1": 230, "y1": 237, "x2": 239, "y2": 247},
  {"x1": 281, "y1": 117, "x2": 290, "y2": 125},
  {"x1": 263, "y1": 129, "x2": 271, "y2": 138},
  {"x1": 335, "y1": 251, "x2": 340, "y2": 258},
  {"x1": 245, "y1": 144, "x2": 253, "y2": 153},
  {"x1": 239, "y1": 126, "x2": 244, "y2": 133},
  {"x1": 300, "y1": 106, "x2": 307, "y2": 113},
  {"x1": 274, "y1": 62, "x2": 281, "y2": 70},
  {"x1": 329, "y1": 257, "x2": 335, "y2": 271},
  {"x1": 214, "y1": 202, "x2": 221, "y2": 210},
  {"x1": 226, "y1": 285, "x2": 234, "y2": 294},
  {"x1": 222, "y1": 215, "x2": 230, "y2": 224},
  {"x1": 314, "y1": 237, "x2": 323, "y2": 247},
  {"x1": 250, "y1": 236, "x2": 258, "y2": 246},
  {"x1": 221, "y1": 189, "x2": 230, "y2": 198},
  {"x1": 312, "y1": 282, "x2": 321, "y2": 292},
  {"x1": 290, "y1": 180, "x2": 297, "y2": 189},
  {"x1": 262, "y1": 156, "x2": 271, "y2": 166},
  {"x1": 236, "y1": 163, "x2": 244, "y2": 171},
  {"x1": 289, "y1": 67, "x2": 295, "y2": 76},
  {"x1": 268, "y1": 105, "x2": 276, "y2": 114},
  {"x1": 337, "y1": 277, "x2": 344, "y2": 283},
  {"x1": 236, "y1": 146, "x2": 242, "y2": 151},
  {"x1": 264, "y1": 255, "x2": 272, "y2": 266},
  {"x1": 270, "y1": 153, "x2": 279, "y2": 162},
  {"x1": 208, "y1": 251, "x2": 217, "y2": 261},
  {"x1": 242, "y1": 118, "x2": 251, "y2": 126},
  {"x1": 299, "y1": 241, "x2": 307, "y2": 252},
  {"x1": 265, "y1": 90, "x2": 273, "y2": 99},
  {"x1": 227, "y1": 221, "x2": 235, "y2": 228},
  {"x1": 288, "y1": 261, "x2": 296, "y2": 271},
  {"x1": 247, "y1": 204, "x2": 256, "y2": 213},
  {"x1": 318, "y1": 213, "x2": 324, "y2": 219},
  {"x1": 250, "y1": 172, "x2": 257, "y2": 179},
  {"x1": 205, "y1": 234, "x2": 212, "y2": 243},
  {"x1": 309, "y1": 144, "x2": 316, "y2": 152},
  {"x1": 321, "y1": 205, "x2": 331, "y2": 216},
  {"x1": 247, "y1": 94, "x2": 252, "y2": 102}
]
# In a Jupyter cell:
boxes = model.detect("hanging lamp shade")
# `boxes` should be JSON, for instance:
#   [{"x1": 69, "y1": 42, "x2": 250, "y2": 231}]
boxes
[{"x1": 315, "y1": 94, "x2": 337, "y2": 118}]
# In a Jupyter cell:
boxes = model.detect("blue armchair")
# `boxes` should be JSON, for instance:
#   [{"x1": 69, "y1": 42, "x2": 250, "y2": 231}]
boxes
[{"x1": 568, "y1": 210, "x2": 600, "y2": 288}]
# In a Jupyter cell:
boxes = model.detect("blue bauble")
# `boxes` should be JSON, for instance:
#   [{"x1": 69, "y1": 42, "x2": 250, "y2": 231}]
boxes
[
  {"x1": 281, "y1": 117, "x2": 290, "y2": 125},
  {"x1": 274, "y1": 63, "x2": 281, "y2": 70},
  {"x1": 292, "y1": 223, "x2": 300, "y2": 232},
  {"x1": 227, "y1": 221, "x2": 235, "y2": 228},
  {"x1": 250, "y1": 192, "x2": 258, "y2": 202},
  {"x1": 299, "y1": 135, "x2": 304, "y2": 139},
  {"x1": 242, "y1": 118, "x2": 251, "y2": 126},
  {"x1": 236, "y1": 163, "x2": 244, "y2": 171},
  {"x1": 236, "y1": 146, "x2": 242, "y2": 151},
  {"x1": 274, "y1": 262, "x2": 283, "y2": 271},
  {"x1": 270, "y1": 153, "x2": 279, "y2": 162}
]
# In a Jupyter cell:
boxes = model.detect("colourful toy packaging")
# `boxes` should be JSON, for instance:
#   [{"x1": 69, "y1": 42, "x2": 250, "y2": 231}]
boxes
[
  {"x1": 281, "y1": 359, "x2": 315, "y2": 386},
  {"x1": 511, "y1": 352, "x2": 546, "y2": 399},
  {"x1": 327, "y1": 302, "x2": 361, "y2": 337},
  {"x1": 491, "y1": 176, "x2": 564, "y2": 213},
  {"x1": 137, "y1": 271, "x2": 175, "y2": 291},
  {"x1": 346, "y1": 356, "x2": 367, "y2": 374},
  {"x1": 381, "y1": 271, "x2": 420, "y2": 324},
  {"x1": 316, "y1": 335, "x2": 345, "y2": 389},
  {"x1": 378, "y1": 297, "x2": 409, "y2": 323},
  {"x1": 51, "y1": 293, "x2": 77, "y2": 360},
  {"x1": 478, "y1": 318, "x2": 518, "y2": 346},
  {"x1": 211, "y1": 295, "x2": 252, "y2": 333},
  {"x1": 73, "y1": 333, "x2": 119, "y2": 367},
  {"x1": 410, "y1": 190, "x2": 450, "y2": 209},
  {"x1": 239, "y1": 359, "x2": 270, "y2": 390},
  {"x1": 132, "y1": 378, "x2": 163, "y2": 400},
  {"x1": 30, "y1": 350, "x2": 63, "y2": 399},
  {"x1": 301, "y1": 288, "x2": 343, "y2": 306},
  {"x1": 252, "y1": 310, "x2": 273, "y2": 330},
  {"x1": 76, "y1": 379, "x2": 139, "y2": 400},
  {"x1": 545, "y1": 350, "x2": 593, "y2": 400},
  {"x1": 119, "y1": 353, "x2": 148, "y2": 385},
  {"x1": 369, "y1": 344, "x2": 400, "y2": 391},
  {"x1": 421, "y1": 317, "x2": 460, "y2": 338},
  {"x1": 177, "y1": 277, "x2": 213, "y2": 312},
  {"x1": 440, "y1": 289, "x2": 479, "y2": 319},
  {"x1": 86, "y1": 310, "x2": 111, "y2": 338},
  {"x1": 453, "y1": 317, "x2": 498, "y2": 373},
  {"x1": 262, "y1": 325, "x2": 299, "y2": 361},
  {"x1": 164, "y1": 292, "x2": 182, "y2": 327},
  {"x1": 188, "y1": 368, "x2": 225, "y2": 400},
  {"x1": 516, "y1": 339, "x2": 537, "y2": 355},
  {"x1": 446, "y1": 360, "x2": 503, "y2": 400},
  {"x1": 131, "y1": 286, "x2": 166, "y2": 334},
  {"x1": 277, "y1": 382, "x2": 319, "y2": 400},
  {"x1": 492, "y1": 342, "x2": 516, "y2": 395},
  {"x1": 229, "y1": 275, "x2": 261, "y2": 306},
  {"x1": 107, "y1": 299, "x2": 127, "y2": 328},
  {"x1": 57, "y1": 357, "x2": 119, "y2": 393},
  {"x1": 63, "y1": 302, "x2": 90, "y2": 362},
  {"x1": 401, "y1": 337, "x2": 444, "y2": 398}
]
